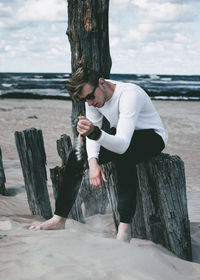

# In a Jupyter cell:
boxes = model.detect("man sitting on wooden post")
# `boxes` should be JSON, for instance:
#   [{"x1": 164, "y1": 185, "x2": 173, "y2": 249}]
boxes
[{"x1": 29, "y1": 66, "x2": 168, "y2": 242}]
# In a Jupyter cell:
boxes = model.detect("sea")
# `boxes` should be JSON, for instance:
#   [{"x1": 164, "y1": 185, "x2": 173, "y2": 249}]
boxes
[{"x1": 0, "y1": 72, "x2": 200, "y2": 101}]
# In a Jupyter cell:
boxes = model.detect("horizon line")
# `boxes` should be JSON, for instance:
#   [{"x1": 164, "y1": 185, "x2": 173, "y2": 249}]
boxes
[{"x1": 0, "y1": 71, "x2": 199, "y2": 76}]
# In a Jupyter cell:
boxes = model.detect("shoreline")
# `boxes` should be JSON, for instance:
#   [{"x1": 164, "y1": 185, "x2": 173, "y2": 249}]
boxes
[{"x1": 1, "y1": 95, "x2": 200, "y2": 101}]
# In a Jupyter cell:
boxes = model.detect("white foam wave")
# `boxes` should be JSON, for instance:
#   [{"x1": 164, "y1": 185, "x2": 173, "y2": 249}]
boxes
[
  {"x1": 149, "y1": 74, "x2": 160, "y2": 80},
  {"x1": 152, "y1": 96, "x2": 200, "y2": 101},
  {"x1": 2, "y1": 83, "x2": 12, "y2": 87}
]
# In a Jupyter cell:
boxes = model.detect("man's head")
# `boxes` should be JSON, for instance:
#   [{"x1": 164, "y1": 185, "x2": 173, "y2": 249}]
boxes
[{"x1": 67, "y1": 66, "x2": 102, "y2": 101}]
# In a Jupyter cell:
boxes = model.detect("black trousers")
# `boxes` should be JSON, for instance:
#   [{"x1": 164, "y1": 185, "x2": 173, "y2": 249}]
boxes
[{"x1": 55, "y1": 129, "x2": 165, "y2": 223}]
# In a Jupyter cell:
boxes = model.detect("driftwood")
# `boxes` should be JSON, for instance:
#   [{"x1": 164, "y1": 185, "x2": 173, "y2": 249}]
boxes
[
  {"x1": 0, "y1": 147, "x2": 6, "y2": 195},
  {"x1": 15, "y1": 128, "x2": 52, "y2": 219}
]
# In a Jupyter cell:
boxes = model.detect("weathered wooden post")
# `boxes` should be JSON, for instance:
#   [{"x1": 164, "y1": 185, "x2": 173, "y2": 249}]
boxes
[
  {"x1": 0, "y1": 147, "x2": 6, "y2": 195},
  {"x1": 107, "y1": 153, "x2": 192, "y2": 261},
  {"x1": 134, "y1": 153, "x2": 192, "y2": 261},
  {"x1": 15, "y1": 128, "x2": 52, "y2": 219},
  {"x1": 67, "y1": 0, "x2": 112, "y2": 138},
  {"x1": 65, "y1": 0, "x2": 113, "y2": 222}
]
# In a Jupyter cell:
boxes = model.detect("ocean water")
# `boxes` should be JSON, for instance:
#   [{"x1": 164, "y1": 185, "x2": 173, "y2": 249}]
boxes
[{"x1": 0, "y1": 72, "x2": 200, "y2": 101}]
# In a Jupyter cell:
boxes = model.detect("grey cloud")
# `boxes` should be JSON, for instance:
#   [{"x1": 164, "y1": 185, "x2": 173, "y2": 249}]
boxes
[{"x1": 0, "y1": 10, "x2": 12, "y2": 18}]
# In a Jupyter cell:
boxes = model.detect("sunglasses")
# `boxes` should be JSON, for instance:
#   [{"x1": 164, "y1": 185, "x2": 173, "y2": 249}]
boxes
[{"x1": 81, "y1": 85, "x2": 98, "y2": 102}]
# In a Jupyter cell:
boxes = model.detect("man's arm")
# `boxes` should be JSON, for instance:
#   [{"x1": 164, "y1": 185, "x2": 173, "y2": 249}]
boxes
[
  {"x1": 77, "y1": 116, "x2": 107, "y2": 189},
  {"x1": 78, "y1": 105, "x2": 105, "y2": 189},
  {"x1": 85, "y1": 104, "x2": 103, "y2": 161},
  {"x1": 96, "y1": 87, "x2": 146, "y2": 154}
]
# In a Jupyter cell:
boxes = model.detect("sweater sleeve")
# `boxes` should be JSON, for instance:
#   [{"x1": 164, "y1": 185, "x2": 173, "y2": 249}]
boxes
[
  {"x1": 97, "y1": 86, "x2": 146, "y2": 154},
  {"x1": 85, "y1": 103, "x2": 103, "y2": 160}
]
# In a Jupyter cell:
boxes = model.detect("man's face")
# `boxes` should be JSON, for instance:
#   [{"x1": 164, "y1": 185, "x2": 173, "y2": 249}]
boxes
[{"x1": 80, "y1": 83, "x2": 106, "y2": 108}]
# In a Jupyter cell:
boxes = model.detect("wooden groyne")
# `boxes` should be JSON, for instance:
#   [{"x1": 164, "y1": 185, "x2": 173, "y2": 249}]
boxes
[{"x1": 14, "y1": 128, "x2": 192, "y2": 261}]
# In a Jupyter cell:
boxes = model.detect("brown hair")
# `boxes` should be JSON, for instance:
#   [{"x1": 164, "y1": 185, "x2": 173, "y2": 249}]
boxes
[{"x1": 67, "y1": 66, "x2": 102, "y2": 101}]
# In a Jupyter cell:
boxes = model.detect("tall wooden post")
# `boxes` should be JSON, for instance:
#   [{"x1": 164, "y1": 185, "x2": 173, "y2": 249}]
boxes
[
  {"x1": 65, "y1": 0, "x2": 113, "y2": 220},
  {"x1": 67, "y1": 0, "x2": 111, "y2": 78},
  {"x1": 67, "y1": 0, "x2": 112, "y2": 139}
]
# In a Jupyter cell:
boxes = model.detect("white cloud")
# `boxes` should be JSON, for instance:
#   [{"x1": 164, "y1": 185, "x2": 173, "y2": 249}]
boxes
[
  {"x1": 109, "y1": 0, "x2": 200, "y2": 73},
  {"x1": 110, "y1": 0, "x2": 131, "y2": 12},
  {"x1": 110, "y1": 37, "x2": 120, "y2": 48},
  {"x1": 0, "y1": 0, "x2": 67, "y2": 30},
  {"x1": 0, "y1": 0, "x2": 69, "y2": 72},
  {"x1": 51, "y1": 37, "x2": 61, "y2": 43},
  {"x1": 132, "y1": 0, "x2": 196, "y2": 23},
  {"x1": 51, "y1": 24, "x2": 57, "y2": 32},
  {"x1": 109, "y1": 23, "x2": 119, "y2": 36},
  {"x1": 4, "y1": 45, "x2": 12, "y2": 52},
  {"x1": 17, "y1": 0, "x2": 67, "y2": 22}
]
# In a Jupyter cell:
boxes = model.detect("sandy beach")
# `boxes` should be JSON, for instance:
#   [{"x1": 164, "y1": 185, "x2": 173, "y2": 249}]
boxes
[{"x1": 0, "y1": 98, "x2": 200, "y2": 279}]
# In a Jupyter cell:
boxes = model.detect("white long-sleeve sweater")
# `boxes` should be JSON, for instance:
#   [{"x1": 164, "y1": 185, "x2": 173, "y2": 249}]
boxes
[{"x1": 86, "y1": 80, "x2": 168, "y2": 161}]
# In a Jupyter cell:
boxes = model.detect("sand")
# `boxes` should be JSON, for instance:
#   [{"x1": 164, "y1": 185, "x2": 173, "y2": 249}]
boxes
[{"x1": 0, "y1": 98, "x2": 200, "y2": 279}]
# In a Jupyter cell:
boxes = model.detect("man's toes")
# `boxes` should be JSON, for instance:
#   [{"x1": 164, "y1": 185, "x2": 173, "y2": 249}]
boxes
[
  {"x1": 28, "y1": 225, "x2": 40, "y2": 230},
  {"x1": 28, "y1": 225, "x2": 35, "y2": 230}
]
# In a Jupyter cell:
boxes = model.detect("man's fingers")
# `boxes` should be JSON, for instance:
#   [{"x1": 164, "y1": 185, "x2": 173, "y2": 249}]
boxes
[
  {"x1": 78, "y1": 115, "x2": 85, "y2": 120},
  {"x1": 77, "y1": 125, "x2": 89, "y2": 133},
  {"x1": 78, "y1": 129, "x2": 85, "y2": 135},
  {"x1": 96, "y1": 178, "x2": 103, "y2": 189},
  {"x1": 77, "y1": 120, "x2": 93, "y2": 135},
  {"x1": 77, "y1": 122, "x2": 91, "y2": 135},
  {"x1": 79, "y1": 119, "x2": 91, "y2": 126},
  {"x1": 101, "y1": 169, "x2": 107, "y2": 182},
  {"x1": 90, "y1": 178, "x2": 103, "y2": 190},
  {"x1": 77, "y1": 122, "x2": 90, "y2": 130},
  {"x1": 90, "y1": 178, "x2": 96, "y2": 186}
]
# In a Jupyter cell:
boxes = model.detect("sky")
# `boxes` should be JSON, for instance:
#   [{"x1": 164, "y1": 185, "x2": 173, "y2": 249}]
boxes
[{"x1": 0, "y1": 0, "x2": 200, "y2": 74}]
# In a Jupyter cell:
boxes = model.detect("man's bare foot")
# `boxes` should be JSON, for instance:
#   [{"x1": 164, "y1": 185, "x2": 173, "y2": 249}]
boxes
[
  {"x1": 29, "y1": 215, "x2": 66, "y2": 230},
  {"x1": 116, "y1": 222, "x2": 131, "y2": 243}
]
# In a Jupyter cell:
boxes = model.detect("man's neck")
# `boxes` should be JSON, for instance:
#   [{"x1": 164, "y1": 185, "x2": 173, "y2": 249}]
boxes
[{"x1": 106, "y1": 81, "x2": 116, "y2": 101}]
